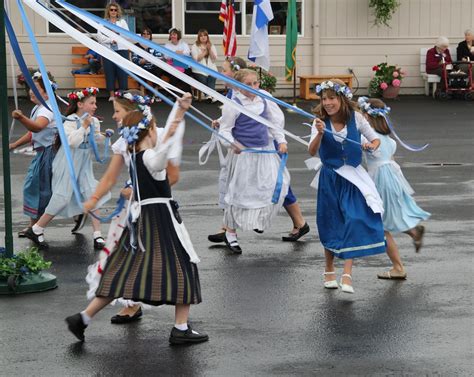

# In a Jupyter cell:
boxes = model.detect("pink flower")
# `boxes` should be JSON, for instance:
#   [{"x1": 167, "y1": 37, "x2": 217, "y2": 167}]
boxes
[
  {"x1": 380, "y1": 82, "x2": 389, "y2": 90},
  {"x1": 393, "y1": 71, "x2": 399, "y2": 78},
  {"x1": 400, "y1": 69, "x2": 407, "y2": 75},
  {"x1": 392, "y1": 79, "x2": 401, "y2": 87}
]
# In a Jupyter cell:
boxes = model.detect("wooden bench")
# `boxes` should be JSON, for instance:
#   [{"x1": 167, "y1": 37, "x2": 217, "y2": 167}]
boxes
[
  {"x1": 72, "y1": 46, "x2": 139, "y2": 90},
  {"x1": 299, "y1": 74, "x2": 353, "y2": 100}
]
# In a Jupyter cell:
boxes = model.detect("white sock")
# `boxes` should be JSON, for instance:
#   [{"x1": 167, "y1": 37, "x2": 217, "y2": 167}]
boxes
[
  {"x1": 174, "y1": 323, "x2": 188, "y2": 331},
  {"x1": 225, "y1": 231, "x2": 238, "y2": 244},
  {"x1": 80, "y1": 311, "x2": 91, "y2": 325},
  {"x1": 32, "y1": 224, "x2": 44, "y2": 235},
  {"x1": 93, "y1": 231, "x2": 102, "y2": 239}
]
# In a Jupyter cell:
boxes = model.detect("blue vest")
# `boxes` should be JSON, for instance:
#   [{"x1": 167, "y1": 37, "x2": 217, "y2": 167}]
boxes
[
  {"x1": 319, "y1": 112, "x2": 361, "y2": 169},
  {"x1": 231, "y1": 97, "x2": 269, "y2": 148}
]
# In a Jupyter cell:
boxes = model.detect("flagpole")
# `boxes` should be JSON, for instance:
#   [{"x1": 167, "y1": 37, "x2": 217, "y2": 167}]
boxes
[{"x1": 292, "y1": 66, "x2": 297, "y2": 107}]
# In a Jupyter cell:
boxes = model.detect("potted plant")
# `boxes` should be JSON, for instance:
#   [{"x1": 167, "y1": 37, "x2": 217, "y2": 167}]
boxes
[
  {"x1": 0, "y1": 247, "x2": 52, "y2": 291},
  {"x1": 368, "y1": 62, "x2": 405, "y2": 99}
]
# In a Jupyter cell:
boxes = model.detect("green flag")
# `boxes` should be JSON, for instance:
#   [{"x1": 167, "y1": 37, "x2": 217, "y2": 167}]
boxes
[{"x1": 285, "y1": 0, "x2": 297, "y2": 81}]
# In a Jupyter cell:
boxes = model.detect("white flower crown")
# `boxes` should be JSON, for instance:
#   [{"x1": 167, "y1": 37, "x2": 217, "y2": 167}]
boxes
[
  {"x1": 357, "y1": 96, "x2": 391, "y2": 117},
  {"x1": 315, "y1": 81, "x2": 353, "y2": 100}
]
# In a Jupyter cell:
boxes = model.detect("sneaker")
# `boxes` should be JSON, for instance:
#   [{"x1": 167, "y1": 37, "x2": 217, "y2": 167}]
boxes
[
  {"x1": 94, "y1": 237, "x2": 105, "y2": 250},
  {"x1": 65, "y1": 313, "x2": 88, "y2": 341},
  {"x1": 24, "y1": 227, "x2": 48, "y2": 249},
  {"x1": 71, "y1": 214, "x2": 88, "y2": 234},
  {"x1": 169, "y1": 325, "x2": 209, "y2": 345},
  {"x1": 207, "y1": 231, "x2": 225, "y2": 243}
]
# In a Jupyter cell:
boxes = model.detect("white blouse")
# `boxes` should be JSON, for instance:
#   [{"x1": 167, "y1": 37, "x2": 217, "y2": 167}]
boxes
[
  {"x1": 63, "y1": 115, "x2": 104, "y2": 148},
  {"x1": 97, "y1": 18, "x2": 130, "y2": 51},
  {"x1": 190, "y1": 43, "x2": 218, "y2": 75}
]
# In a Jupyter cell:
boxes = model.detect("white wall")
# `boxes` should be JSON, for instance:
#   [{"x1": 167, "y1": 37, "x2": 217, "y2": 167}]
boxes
[{"x1": 5, "y1": 0, "x2": 473, "y2": 97}]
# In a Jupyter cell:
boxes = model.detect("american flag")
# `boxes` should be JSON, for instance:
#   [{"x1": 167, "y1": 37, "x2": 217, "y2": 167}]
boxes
[{"x1": 219, "y1": 0, "x2": 237, "y2": 57}]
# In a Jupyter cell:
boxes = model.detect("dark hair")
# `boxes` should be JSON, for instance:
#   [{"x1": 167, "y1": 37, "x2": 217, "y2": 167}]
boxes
[
  {"x1": 168, "y1": 28, "x2": 182, "y2": 41},
  {"x1": 364, "y1": 98, "x2": 391, "y2": 135},
  {"x1": 312, "y1": 79, "x2": 358, "y2": 124},
  {"x1": 141, "y1": 27, "x2": 153, "y2": 40},
  {"x1": 122, "y1": 110, "x2": 156, "y2": 152},
  {"x1": 65, "y1": 93, "x2": 96, "y2": 116},
  {"x1": 224, "y1": 56, "x2": 247, "y2": 72}
]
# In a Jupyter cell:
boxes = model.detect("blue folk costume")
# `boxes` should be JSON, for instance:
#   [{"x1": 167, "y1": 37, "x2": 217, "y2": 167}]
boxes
[
  {"x1": 316, "y1": 111, "x2": 386, "y2": 259},
  {"x1": 43, "y1": 115, "x2": 110, "y2": 218},
  {"x1": 220, "y1": 90, "x2": 290, "y2": 231},
  {"x1": 23, "y1": 104, "x2": 57, "y2": 218},
  {"x1": 365, "y1": 134, "x2": 430, "y2": 233}
]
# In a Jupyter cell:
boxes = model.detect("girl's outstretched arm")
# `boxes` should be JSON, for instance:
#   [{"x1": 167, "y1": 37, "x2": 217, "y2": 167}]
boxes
[
  {"x1": 12, "y1": 110, "x2": 49, "y2": 133},
  {"x1": 83, "y1": 154, "x2": 124, "y2": 212},
  {"x1": 9, "y1": 132, "x2": 32, "y2": 150},
  {"x1": 308, "y1": 119, "x2": 325, "y2": 156}
]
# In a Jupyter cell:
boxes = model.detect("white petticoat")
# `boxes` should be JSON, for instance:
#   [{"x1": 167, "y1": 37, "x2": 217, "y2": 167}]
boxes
[{"x1": 223, "y1": 144, "x2": 290, "y2": 230}]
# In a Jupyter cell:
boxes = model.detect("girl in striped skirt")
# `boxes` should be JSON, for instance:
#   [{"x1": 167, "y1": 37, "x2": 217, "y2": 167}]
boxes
[{"x1": 66, "y1": 93, "x2": 208, "y2": 345}]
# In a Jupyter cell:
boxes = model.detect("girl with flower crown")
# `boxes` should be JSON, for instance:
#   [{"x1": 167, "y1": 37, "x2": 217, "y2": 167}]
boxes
[
  {"x1": 10, "y1": 73, "x2": 58, "y2": 237},
  {"x1": 23, "y1": 87, "x2": 111, "y2": 250},
  {"x1": 308, "y1": 79, "x2": 385, "y2": 294},
  {"x1": 66, "y1": 92, "x2": 209, "y2": 345},
  {"x1": 358, "y1": 97, "x2": 430, "y2": 280}
]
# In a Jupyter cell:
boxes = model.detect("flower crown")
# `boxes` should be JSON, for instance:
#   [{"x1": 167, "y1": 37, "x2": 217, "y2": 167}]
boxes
[
  {"x1": 315, "y1": 81, "x2": 353, "y2": 100},
  {"x1": 32, "y1": 71, "x2": 58, "y2": 91},
  {"x1": 119, "y1": 105, "x2": 153, "y2": 146},
  {"x1": 226, "y1": 57, "x2": 241, "y2": 72},
  {"x1": 357, "y1": 96, "x2": 391, "y2": 117},
  {"x1": 67, "y1": 87, "x2": 99, "y2": 101},
  {"x1": 114, "y1": 91, "x2": 155, "y2": 110}
]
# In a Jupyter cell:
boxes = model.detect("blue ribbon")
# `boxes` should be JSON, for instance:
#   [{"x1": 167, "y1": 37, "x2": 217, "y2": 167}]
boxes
[
  {"x1": 4, "y1": 12, "x2": 51, "y2": 111},
  {"x1": 89, "y1": 195, "x2": 126, "y2": 223},
  {"x1": 88, "y1": 122, "x2": 110, "y2": 163},
  {"x1": 382, "y1": 114, "x2": 429, "y2": 152},
  {"x1": 272, "y1": 153, "x2": 288, "y2": 204}
]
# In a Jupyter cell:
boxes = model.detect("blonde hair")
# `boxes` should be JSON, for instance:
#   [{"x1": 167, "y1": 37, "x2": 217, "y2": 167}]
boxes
[
  {"x1": 104, "y1": 3, "x2": 123, "y2": 20},
  {"x1": 313, "y1": 78, "x2": 358, "y2": 123},
  {"x1": 234, "y1": 68, "x2": 257, "y2": 83}
]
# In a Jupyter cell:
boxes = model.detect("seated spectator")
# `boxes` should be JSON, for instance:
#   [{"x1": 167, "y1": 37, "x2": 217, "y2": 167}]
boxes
[
  {"x1": 164, "y1": 28, "x2": 192, "y2": 92},
  {"x1": 71, "y1": 49, "x2": 101, "y2": 75},
  {"x1": 191, "y1": 29, "x2": 218, "y2": 102},
  {"x1": 131, "y1": 26, "x2": 165, "y2": 96},
  {"x1": 426, "y1": 36, "x2": 453, "y2": 90},
  {"x1": 457, "y1": 29, "x2": 474, "y2": 75}
]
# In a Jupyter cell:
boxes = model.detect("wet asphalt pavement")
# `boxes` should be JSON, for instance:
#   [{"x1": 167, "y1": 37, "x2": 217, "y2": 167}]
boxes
[{"x1": 0, "y1": 96, "x2": 473, "y2": 376}]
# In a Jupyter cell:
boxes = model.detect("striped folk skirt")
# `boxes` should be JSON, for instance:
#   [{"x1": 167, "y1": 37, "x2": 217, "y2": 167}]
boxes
[{"x1": 96, "y1": 203, "x2": 202, "y2": 306}]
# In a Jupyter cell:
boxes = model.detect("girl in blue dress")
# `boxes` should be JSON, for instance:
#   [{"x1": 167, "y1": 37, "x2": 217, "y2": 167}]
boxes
[
  {"x1": 309, "y1": 79, "x2": 385, "y2": 293},
  {"x1": 24, "y1": 87, "x2": 111, "y2": 250},
  {"x1": 358, "y1": 97, "x2": 430, "y2": 280}
]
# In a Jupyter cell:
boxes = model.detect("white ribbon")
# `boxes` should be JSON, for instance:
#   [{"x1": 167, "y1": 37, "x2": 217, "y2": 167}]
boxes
[{"x1": 198, "y1": 132, "x2": 227, "y2": 166}]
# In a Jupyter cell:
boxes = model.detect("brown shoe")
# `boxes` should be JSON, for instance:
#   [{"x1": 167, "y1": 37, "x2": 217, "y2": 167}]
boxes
[{"x1": 377, "y1": 270, "x2": 407, "y2": 280}]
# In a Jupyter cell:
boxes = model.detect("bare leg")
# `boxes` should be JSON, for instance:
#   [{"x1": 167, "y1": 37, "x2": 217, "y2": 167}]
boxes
[
  {"x1": 341, "y1": 259, "x2": 353, "y2": 286},
  {"x1": 324, "y1": 249, "x2": 336, "y2": 282},
  {"x1": 35, "y1": 213, "x2": 55, "y2": 229},
  {"x1": 385, "y1": 231, "x2": 405, "y2": 273},
  {"x1": 175, "y1": 304, "x2": 190, "y2": 325},
  {"x1": 84, "y1": 297, "x2": 114, "y2": 318},
  {"x1": 91, "y1": 211, "x2": 101, "y2": 233},
  {"x1": 284, "y1": 202, "x2": 306, "y2": 233}
]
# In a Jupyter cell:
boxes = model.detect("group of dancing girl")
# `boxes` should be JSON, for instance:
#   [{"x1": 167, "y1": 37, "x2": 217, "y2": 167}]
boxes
[{"x1": 9, "y1": 59, "x2": 429, "y2": 344}]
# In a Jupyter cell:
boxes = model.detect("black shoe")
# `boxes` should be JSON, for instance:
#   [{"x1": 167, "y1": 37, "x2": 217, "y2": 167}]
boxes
[
  {"x1": 71, "y1": 214, "x2": 88, "y2": 234},
  {"x1": 18, "y1": 227, "x2": 29, "y2": 238},
  {"x1": 208, "y1": 231, "x2": 226, "y2": 243},
  {"x1": 94, "y1": 237, "x2": 105, "y2": 250},
  {"x1": 224, "y1": 234, "x2": 242, "y2": 254},
  {"x1": 110, "y1": 306, "x2": 143, "y2": 324},
  {"x1": 169, "y1": 325, "x2": 209, "y2": 345},
  {"x1": 24, "y1": 227, "x2": 49, "y2": 249},
  {"x1": 253, "y1": 229, "x2": 264, "y2": 234},
  {"x1": 281, "y1": 222, "x2": 310, "y2": 242},
  {"x1": 65, "y1": 313, "x2": 87, "y2": 342}
]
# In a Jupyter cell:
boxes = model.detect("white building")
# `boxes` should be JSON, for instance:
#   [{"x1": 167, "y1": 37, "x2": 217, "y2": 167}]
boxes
[{"x1": 5, "y1": 0, "x2": 473, "y2": 96}]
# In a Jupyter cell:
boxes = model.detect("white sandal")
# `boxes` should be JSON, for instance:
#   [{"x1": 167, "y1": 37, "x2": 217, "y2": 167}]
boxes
[
  {"x1": 323, "y1": 271, "x2": 338, "y2": 289},
  {"x1": 340, "y1": 274, "x2": 354, "y2": 294}
]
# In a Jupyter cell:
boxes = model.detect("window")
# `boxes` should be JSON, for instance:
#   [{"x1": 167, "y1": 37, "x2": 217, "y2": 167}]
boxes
[
  {"x1": 47, "y1": 0, "x2": 172, "y2": 35},
  {"x1": 184, "y1": 0, "x2": 302, "y2": 36},
  {"x1": 184, "y1": 1, "x2": 242, "y2": 36}
]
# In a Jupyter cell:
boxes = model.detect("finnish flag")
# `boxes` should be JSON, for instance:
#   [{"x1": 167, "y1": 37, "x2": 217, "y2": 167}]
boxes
[{"x1": 248, "y1": 0, "x2": 274, "y2": 71}]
